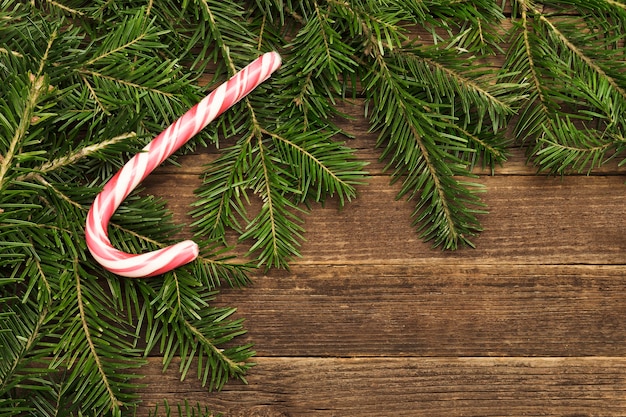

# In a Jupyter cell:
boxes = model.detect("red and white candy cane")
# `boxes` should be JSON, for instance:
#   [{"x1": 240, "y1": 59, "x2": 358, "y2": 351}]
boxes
[{"x1": 86, "y1": 52, "x2": 282, "y2": 278}]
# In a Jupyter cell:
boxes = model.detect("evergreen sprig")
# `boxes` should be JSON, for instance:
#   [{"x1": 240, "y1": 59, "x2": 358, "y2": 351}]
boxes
[
  {"x1": 147, "y1": 400, "x2": 215, "y2": 417},
  {"x1": 261, "y1": 0, "x2": 520, "y2": 249},
  {"x1": 0, "y1": 1, "x2": 257, "y2": 415},
  {"x1": 2, "y1": 0, "x2": 626, "y2": 415},
  {"x1": 188, "y1": 1, "x2": 368, "y2": 268},
  {"x1": 504, "y1": 0, "x2": 626, "y2": 173}
]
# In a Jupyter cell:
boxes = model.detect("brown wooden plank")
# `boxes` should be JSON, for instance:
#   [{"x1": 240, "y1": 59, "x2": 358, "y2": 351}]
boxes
[
  {"x1": 209, "y1": 264, "x2": 626, "y2": 358},
  {"x1": 136, "y1": 356, "x2": 626, "y2": 417},
  {"x1": 296, "y1": 174, "x2": 626, "y2": 265},
  {"x1": 142, "y1": 172, "x2": 626, "y2": 266}
]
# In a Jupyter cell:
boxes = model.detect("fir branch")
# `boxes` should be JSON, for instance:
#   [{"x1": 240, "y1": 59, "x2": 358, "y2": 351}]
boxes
[
  {"x1": 389, "y1": 46, "x2": 517, "y2": 132},
  {"x1": 280, "y1": 0, "x2": 359, "y2": 123},
  {"x1": 181, "y1": 314, "x2": 249, "y2": 383},
  {"x1": 520, "y1": 5, "x2": 549, "y2": 113},
  {"x1": 18, "y1": 132, "x2": 137, "y2": 182},
  {"x1": 140, "y1": 275, "x2": 253, "y2": 391},
  {"x1": 81, "y1": 18, "x2": 156, "y2": 68},
  {"x1": 0, "y1": 73, "x2": 49, "y2": 191},
  {"x1": 191, "y1": 118, "x2": 365, "y2": 268},
  {"x1": 536, "y1": 9, "x2": 626, "y2": 101},
  {"x1": 38, "y1": 0, "x2": 86, "y2": 16},
  {"x1": 505, "y1": 0, "x2": 626, "y2": 173},
  {"x1": 80, "y1": 73, "x2": 110, "y2": 114},
  {"x1": 451, "y1": 124, "x2": 509, "y2": 169},
  {"x1": 239, "y1": 133, "x2": 305, "y2": 268},
  {"x1": 424, "y1": 0, "x2": 506, "y2": 54},
  {"x1": 255, "y1": 136, "x2": 282, "y2": 263},
  {"x1": 148, "y1": 400, "x2": 215, "y2": 417},
  {"x1": 78, "y1": 68, "x2": 178, "y2": 98},
  {"x1": 351, "y1": 0, "x2": 522, "y2": 248},
  {"x1": 0, "y1": 302, "x2": 48, "y2": 415},
  {"x1": 534, "y1": 118, "x2": 617, "y2": 174},
  {"x1": 1, "y1": 3, "x2": 258, "y2": 413},
  {"x1": 184, "y1": 0, "x2": 257, "y2": 73},
  {"x1": 191, "y1": 141, "x2": 253, "y2": 245},
  {"x1": 364, "y1": 39, "x2": 494, "y2": 248},
  {"x1": 187, "y1": 1, "x2": 315, "y2": 268},
  {"x1": 263, "y1": 127, "x2": 362, "y2": 205},
  {"x1": 330, "y1": 0, "x2": 408, "y2": 54},
  {"x1": 73, "y1": 263, "x2": 124, "y2": 413}
]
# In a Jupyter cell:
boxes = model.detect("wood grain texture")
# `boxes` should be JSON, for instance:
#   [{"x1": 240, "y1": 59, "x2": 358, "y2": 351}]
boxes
[
  {"x1": 136, "y1": 69, "x2": 626, "y2": 417},
  {"x1": 138, "y1": 357, "x2": 626, "y2": 417},
  {"x1": 210, "y1": 264, "x2": 626, "y2": 358},
  {"x1": 144, "y1": 168, "x2": 626, "y2": 266}
]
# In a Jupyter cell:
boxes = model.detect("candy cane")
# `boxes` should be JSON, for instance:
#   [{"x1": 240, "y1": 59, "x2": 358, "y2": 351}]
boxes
[{"x1": 86, "y1": 52, "x2": 282, "y2": 278}]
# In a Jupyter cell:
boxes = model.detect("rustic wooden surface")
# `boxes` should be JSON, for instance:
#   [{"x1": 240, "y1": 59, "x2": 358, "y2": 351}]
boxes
[
  {"x1": 136, "y1": 96, "x2": 626, "y2": 416},
  {"x1": 126, "y1": 0, "x2": 626, "y2": 399}
]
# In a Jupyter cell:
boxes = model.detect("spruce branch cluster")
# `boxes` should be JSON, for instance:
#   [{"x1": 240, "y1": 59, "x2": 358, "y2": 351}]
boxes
[
  {"x1": 505, "y1": 0, "x2": 626, "y2": 174},
  {"x1": 0, "y1": 1, "x2": 258, "y2": 415},
  {"x1": 2, "y1": 0, "x2": 626, "y2": 416}
]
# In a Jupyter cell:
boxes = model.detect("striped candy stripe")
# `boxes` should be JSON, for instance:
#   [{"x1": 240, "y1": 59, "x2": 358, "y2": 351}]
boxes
[{"x1": 86, "y1": 52, "x2": 282, "y2": 277}]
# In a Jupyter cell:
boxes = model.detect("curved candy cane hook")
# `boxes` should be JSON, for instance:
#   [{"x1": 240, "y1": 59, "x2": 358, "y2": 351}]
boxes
[{"x1": 86, "y1": 52, "x2": 282, "y2": 278}]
